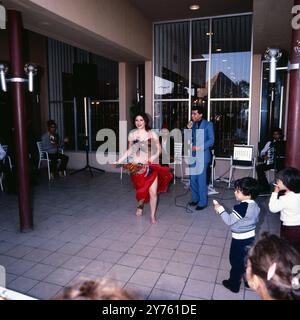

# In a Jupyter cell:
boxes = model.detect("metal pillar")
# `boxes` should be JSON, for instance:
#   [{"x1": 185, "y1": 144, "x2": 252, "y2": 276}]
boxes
[
  {"x1": 286, "y1": 0, "x2": 300, "y2": 169},
  {"x1": 7, "y1": 10, "x2": 33, "y2": 231}
]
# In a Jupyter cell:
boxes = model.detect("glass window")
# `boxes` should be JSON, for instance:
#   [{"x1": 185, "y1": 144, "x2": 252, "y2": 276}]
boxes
[
  {"x1": 210, "y1": 101, "x2": 249, "y2": 156},
  {"x1": 75, "y1": 98, "x2": 86, "y2": 151},
  {"x1": 154, "y1": 22, "x2": 190, "y2": 99},
  {"x1": 63, "y1": 101, "x2": 75, "y2": 150},
  {"x1": 154, "y1": 101, "x2": 189, "y2": 131},
  {"x1": 191, "y1": 61, "x2": 209, "y2": 111},
  {"x1": 92, "y1": 54, "x2": 119, "y2": 100},
  {"x1": 91, "y1": 101, "x2": 119, "y2": 151},
  {"x1": 153, "y1": 15, "x2": 252, "y2": 156},
  {"x1": 47, "y1": 37, "x2": 120, "y2": 153},
  {"x1": 211, "y1": 15, "x2": 252, "y2": 98},
  {"x1": 192, "y1": 20, "x2": 210, "y2": 60}
]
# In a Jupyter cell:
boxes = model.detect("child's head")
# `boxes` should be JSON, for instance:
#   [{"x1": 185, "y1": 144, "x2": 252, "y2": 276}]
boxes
[
  {"x1": 246, "y1": 232, "x2": 300, "y2": 300},
  {"x1": 234, "y1": 177, "x2": 259, "y2": 201},
  {"x1": 275, "y1": 167, "x2": 300, "y2": 193},
  {"x1": 54, "y1": 278, "x2": 137, "y2": 300}
]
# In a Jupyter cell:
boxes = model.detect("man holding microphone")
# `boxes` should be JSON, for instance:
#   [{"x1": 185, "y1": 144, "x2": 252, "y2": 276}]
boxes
[{"x1": 187, "y1": 106, "x2": 214, "y2": 210}]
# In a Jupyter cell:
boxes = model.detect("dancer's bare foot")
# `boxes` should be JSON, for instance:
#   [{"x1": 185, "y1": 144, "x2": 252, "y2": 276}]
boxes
[
  {"x1": 151, "y1": 216, "x2": 157, "y2": 224},
  {"x1": 136, "y1": 208, "x2": 143, "y2": 216}
]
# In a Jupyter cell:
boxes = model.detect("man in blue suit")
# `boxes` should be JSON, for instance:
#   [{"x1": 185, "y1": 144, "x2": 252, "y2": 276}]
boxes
[{"x1": 187, "y1": 106, "x2": 215, "y2": 210}]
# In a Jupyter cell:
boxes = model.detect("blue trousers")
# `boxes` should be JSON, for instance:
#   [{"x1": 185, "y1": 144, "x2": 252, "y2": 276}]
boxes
[
  {"x1": 190, "y1": 161, "x2": 209, "y2": 207},
  {"x1": 228, "y1": 237, "x2": 255, "y2": 289}
]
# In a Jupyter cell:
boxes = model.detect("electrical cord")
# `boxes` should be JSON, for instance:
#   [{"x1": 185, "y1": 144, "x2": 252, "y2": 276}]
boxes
[{"x1": 174, "y1": 186, "x2": 194, "y2": 213}]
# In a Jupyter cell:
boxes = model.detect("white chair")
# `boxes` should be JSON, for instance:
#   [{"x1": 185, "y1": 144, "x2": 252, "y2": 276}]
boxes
[
  {"x1": 0, "y1": 171, "x2": 3, "y2": 191},
  {"x1": 169, "y1": 142, "x2": 183, "y2": 184},
  {"x1": 37, "y1": 141, "x2": 66, "y2": 180},
  {"x1": 0, "y1": 145, "x2": 13, "y2": 191},
  {"x1": 267, "y1": 168, "x2": 276, "y2": 183},
  {"x1": 37, "y1": 141, "x2": 51, "y2": 180},
  {"x1": 2, "y1": 145, "x2": 12, "y2": 170},
  {"x1": 210, "y1": 154, "x2": 215, "y2": 187},
  {"x1": 228, "y1": 144, "x2": 256, "y2": 187}
]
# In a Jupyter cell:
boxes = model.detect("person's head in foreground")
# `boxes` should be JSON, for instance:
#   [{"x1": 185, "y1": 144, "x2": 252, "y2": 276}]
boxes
[
  {"x1": 54, "y1": 278, "x2": 137, "y2": 300},
  {"x1": 246, "y1": 232, "x2": 300, "y2": 300}
]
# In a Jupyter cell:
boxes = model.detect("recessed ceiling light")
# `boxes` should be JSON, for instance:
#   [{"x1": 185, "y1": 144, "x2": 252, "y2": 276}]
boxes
[{"x1": 189, "y1": 4, "x2": 200, "y2": 11}]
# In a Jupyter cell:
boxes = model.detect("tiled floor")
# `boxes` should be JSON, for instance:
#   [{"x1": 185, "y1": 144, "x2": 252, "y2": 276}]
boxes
[{"x1": 0, "y1": 171, "x2": 280, "y2": 300}]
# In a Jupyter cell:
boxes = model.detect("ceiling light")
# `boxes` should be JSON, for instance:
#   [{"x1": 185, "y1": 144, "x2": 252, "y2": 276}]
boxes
[
  {"x1": 216, "y1": 48, "x2": 222, "y2": 52},
  {"x1": 189, "y1": 4, "x2": 200, "y2": 11}
]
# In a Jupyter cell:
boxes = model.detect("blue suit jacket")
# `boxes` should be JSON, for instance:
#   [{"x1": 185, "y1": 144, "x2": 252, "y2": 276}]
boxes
[{"x1": 192, "y1": 119, "x2": 215, "y2": 164}]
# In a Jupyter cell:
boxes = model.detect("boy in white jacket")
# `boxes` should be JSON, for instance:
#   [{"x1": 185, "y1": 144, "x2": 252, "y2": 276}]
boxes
[{"x1": 269, "y1": 167, "x2": 300, "y2": 252}]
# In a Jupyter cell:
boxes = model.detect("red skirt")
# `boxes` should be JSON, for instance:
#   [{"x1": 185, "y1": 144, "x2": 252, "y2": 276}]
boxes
[{"x1": 130, "y1": 164, "x2": 173, "y2": 203}]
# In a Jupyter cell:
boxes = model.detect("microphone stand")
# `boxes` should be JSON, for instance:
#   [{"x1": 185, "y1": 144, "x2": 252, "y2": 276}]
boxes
[{"x1": 70, "y1": 96, "x2": 105, "y2": 176}]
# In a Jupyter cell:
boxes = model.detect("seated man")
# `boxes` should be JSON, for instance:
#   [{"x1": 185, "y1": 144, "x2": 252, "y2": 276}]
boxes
[
  {"x1": 41, "y1": 120, "x2": 69, "y2": 178},
  {"x1": 256, "y1": 128, "x2": 285, "y2": 192}
]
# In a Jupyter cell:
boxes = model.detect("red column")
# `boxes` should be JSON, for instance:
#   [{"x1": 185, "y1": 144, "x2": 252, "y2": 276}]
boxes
[
  {"x1": 7, "y1": 10, "x2": 33, "y2": 231},
  {"x1": 286, "y1": 0, "x2": 300, "y2": 170}
]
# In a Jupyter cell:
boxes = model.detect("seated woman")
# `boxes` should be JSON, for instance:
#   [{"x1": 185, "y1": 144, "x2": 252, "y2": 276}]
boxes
[{"x1": 113, "y1": 113, "x2": 173, "y2": 224}]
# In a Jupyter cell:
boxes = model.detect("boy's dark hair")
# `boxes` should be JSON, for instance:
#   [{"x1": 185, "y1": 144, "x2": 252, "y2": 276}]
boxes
[
  {"x1": 248, "y1": 232, "x2": 300, "y2": 300},
  {"x1": 47, "y1": 120, "x2": 56, "y2": 128},
  {"x1": 276, "y1": 167, "x2": 300, "y2": 193},
  {"x1": 234, "y1": 177, "x2": 260, "y2": 199}
]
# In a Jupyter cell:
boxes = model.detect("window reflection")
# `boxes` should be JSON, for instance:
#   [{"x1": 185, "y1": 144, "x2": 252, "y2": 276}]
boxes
[
  {"x1": 154, "y1": 22, "x2": 189, "y2": 99},
  {"x1": 211, "y1": 52, "x2": 251, "y2": 98},
  {"x1": 154, "y1": 101, "x2": 189, "y2": 131},
  {"x1": 211, "y1": 101, "x2": 248, "y2": 156},
  {"x1": 154, "y1": 15, "x2": 252, "y2": 156},
  {"x1": 191, "y1": 61, "x2": 209, "y2": 110},
  {"x1": 192, "y1": 20, "x2": 209, "y2": 59}
]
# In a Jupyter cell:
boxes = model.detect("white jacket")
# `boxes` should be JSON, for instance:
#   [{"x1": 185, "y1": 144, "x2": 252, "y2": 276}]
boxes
[{"x1": 269, "y1": 191, "x2": 300, "y2": 226}]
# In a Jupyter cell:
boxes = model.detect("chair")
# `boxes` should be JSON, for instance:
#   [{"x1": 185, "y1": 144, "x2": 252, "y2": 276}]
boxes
[
  {"x1": 37, "y1": 141, "x2": 51, "y2": 180},
  {"x1": 0, "y1": 145, "x2": 13, "y2": 191},
  {"x1": 228, "y1": 144, "x2": 256, "y2": 187},
  {"x1": 267, "y1": 168, "x2": 276, "y2": 183},
  {"x1": 0, "y1": 171, "x2": 3, "y2": 191},
  {"x1": 1, "y1": 145, "x2": 12, "y2": 170},
  {"x1": 37, "y1": 141, "x2": 66, "y2": 180},
  {"x1": 210, "y1": 153, "x2": 216, "y2": 187},
  {"x1": 169, "y1": 142, "x2": 183, "y2": 184}
]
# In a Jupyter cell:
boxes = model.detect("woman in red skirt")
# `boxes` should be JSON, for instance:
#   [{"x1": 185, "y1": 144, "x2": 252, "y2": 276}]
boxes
[{"x1": 114, "y1": 113, "x2": 173, "y2": 224}]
